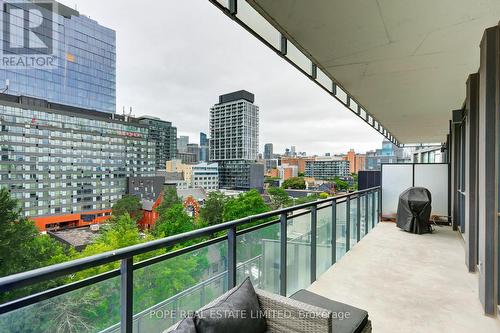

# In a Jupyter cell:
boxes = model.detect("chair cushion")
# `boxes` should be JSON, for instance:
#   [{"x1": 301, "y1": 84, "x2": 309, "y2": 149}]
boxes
[
  {"x1": 194, "y1": 277, "x2": 266, "y2": 333},
  {"x1": 170, "y1": 316, "x2": 197, "y2": 333},
  {"x1": 290, "y1": 289, "x2": 368, "y2": 333}
]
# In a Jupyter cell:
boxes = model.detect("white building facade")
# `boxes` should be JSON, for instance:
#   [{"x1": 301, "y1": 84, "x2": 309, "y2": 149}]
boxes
[{"x1": 191, "y1": 162, "x2": 219, "y2": 191}]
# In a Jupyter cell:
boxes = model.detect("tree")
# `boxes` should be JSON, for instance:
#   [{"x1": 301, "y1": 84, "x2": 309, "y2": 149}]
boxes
[
  {"x1": 281, "y1": 177, "x2": 306, "y2": 189},
  {"x1": 74, "y1": 213, "x2": 149, "y2": 278},
  {"x1": 0, "y1": 189, "x2": 70, "y2": 277},
  {"x1": 223, "y1": 190, "x2": 270, "y2": 222},
  {"x1": 200, "y1": 191, "x2": 226, "y2": 226},
  {"x1": 267, "y1": 187, "x2": 292, "y2": 209},
  {"x1": 351, "y1": 173, "x2": 359, "y2": 191},
  {"x1": 156, "y1": 186, "x2": 182, "y2": 215},
  {"x1": 298, "y1": 172, "x2": 305, "y2": 177},
  {"x1": 333, "y1": 176, "x2": 349, "y2": 191},
  {"x1": 319, "y1": 192, "x2": 329, "y2": 199},
  {"x1": 153, "y1": 204, "x2": 195, "y2": 238},
  {"x1": 293, "y1": 193, "x2": 322, "y2": 205},
  {"x1": 112, "y1": 194, "x2": 143, "y2": 220},
  {"x1": 0, "y1": 188, "x2": 70, "y2": 303}
]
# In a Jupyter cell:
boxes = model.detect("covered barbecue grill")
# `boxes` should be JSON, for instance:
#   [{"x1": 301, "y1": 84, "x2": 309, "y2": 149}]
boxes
[{"x1": 396, "y1": 187, "x2": 432, "y2": 234}]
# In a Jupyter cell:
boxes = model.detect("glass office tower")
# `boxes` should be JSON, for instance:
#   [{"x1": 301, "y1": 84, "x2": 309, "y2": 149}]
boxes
[{"x1": 0, "y1": 1, "x2": 116, "y2": 113}]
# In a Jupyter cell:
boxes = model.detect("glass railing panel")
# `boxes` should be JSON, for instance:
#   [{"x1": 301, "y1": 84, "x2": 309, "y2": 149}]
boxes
[
  {"x1": 360, "y1": 195, "x2": 366, "y2": 238},
  {"x1": 236, "y1": 222, "x2": 280, "y2": 294},
  {"x1": 0, "y1": 275, "x2": 121, "y2": 333},
  {"x1": 286, "y1": 41, "x2": 312, "y2": 76},
  {"x1": 131, "y1": 241, "x2": 228, "y2": 333},
  {"x1": 316, "y1": 67, "x2": 332, "y2": 92},
  {"x1": 316, "y1": 205, "x2": 333, "y2": 277},
  {"x1": 375, "y1": 191, "x2": 379, "y2": 224},
  {"x1": 350, "y1": 198, "x2": 358, "y2": 246},
  {"x1": 286, "y1": 212, "x2": 311, "y2": 296},
  {"x1": 335, "y1": 200, "x2": 347, "y2": 261},
  {"x1": 367, "y1": 193, "x2": 373, "y2": 232},
  {"x1": 236, "y1": 0, "x2": 281, "y2": 50}
]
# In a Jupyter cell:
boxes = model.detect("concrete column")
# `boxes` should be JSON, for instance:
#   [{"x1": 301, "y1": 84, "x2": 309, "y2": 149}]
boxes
[{"x1": 477, "y1": 25, "x2": 499, "y2": 315}]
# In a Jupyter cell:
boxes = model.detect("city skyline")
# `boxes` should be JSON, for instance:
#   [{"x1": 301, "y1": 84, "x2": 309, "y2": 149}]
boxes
[{"x1": 67, "y1": 0, "x2": 384, "y2": 155}]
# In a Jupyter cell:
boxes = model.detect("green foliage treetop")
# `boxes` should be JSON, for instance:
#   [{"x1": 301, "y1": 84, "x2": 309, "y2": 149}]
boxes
[{"x1": 281, "y1": 177, "x2": 306, "y2": 189}]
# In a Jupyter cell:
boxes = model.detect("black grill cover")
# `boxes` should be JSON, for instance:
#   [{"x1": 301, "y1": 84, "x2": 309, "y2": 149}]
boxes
[{"x1": 396, "y1": 187, "x2": 432, "y2": 234}]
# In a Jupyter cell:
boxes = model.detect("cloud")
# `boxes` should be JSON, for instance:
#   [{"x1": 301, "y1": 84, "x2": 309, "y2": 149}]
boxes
[{"x1": 67, "y1": 0, "x2": 384, "y2": 155}]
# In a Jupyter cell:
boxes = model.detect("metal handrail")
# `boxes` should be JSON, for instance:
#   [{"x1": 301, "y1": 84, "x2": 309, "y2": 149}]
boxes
[
  {"x1": 0, "y1": 187, "x2": 378, "y2": 292},
  {"x1": 0, "y1": 186, "x2": 381, "y2": 333}
]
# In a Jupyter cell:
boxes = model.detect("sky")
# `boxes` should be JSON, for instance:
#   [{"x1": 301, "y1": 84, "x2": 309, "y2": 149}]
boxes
[{"x1": 66, "y1": 0, "x2": 384, "y2": 155}]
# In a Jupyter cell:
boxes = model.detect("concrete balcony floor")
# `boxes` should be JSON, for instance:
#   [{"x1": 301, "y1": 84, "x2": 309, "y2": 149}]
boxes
[{"x1": 309, "y1": 222, "x2": 500, "y2": 333}]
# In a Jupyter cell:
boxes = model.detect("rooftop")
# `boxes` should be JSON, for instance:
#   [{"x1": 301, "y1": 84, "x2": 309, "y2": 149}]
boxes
[
  {"x1": 48, "y1": 227, "x2": 100, "y2": 251},
  {"x1": 217, "y1": 90, "x2": 255, "y2": 104}
]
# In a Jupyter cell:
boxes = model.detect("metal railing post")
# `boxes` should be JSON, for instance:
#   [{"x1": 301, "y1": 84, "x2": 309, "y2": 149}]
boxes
[
  {"x1": 310, "y1": 205, "x2": 317, "y2": 283},
  {"x1": 346, "y1": 197, "x2": 351, "y2": 251},
  {"x1": 372, "y1": 190, "x2": 376, "y2": 228},
  {"x1": 120, "y1": 258, "x2": 133, "y2": 333},
  {"x1": 200, "y1": 282, "x2": 206, "y2": 306},
  {"x1": 331, "y1": 200, "x2": 337, "y2": 264},
  {"x1": 356, "y1": 195, "x2": 361, "y2": 242},
  {"x1": 227, "y1": 226, "x2": 237, "y2": 289},
  {"x1": 279, "y1": 213, "x2": 287, "y2": 296},
  {"x1": 365, "y1": 193, "x2": 369, "y2": 235},
  {"x1": 378, "y1": 188, "x2": 382, "y2": 222}
]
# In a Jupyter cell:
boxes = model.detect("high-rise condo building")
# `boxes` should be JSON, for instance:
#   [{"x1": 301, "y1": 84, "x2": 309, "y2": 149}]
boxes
[
  {"x1": 200, "y1": 132, "x2": 209, "y2": 162},
  {"x1": 0, "y1": 1, "x2": 116, "y2": 113},
  {"x1": 187, "y1": 143, "x2": 200, "y2": 163},
  {"x1": 344, "y1": 149, "x2": 366, "y2": 174},
  {"x1": 0, "y1": 94, "x2": 155, "y2": 231},
  {"x1": 177, "y1": 135, "x2": 189, "y2": 153},
  {"x1": 209, "y1": 90, "x2": 263, "y2": 190},
  {"x1": 138, "y1": 116, "x2": 177, "y2": 170},
  {"x1": 365, "y1": 140, "x2": 410, "y2": 170},
  {"x1": 264, "y1": 143, "x2": 274, "y2": 160}
]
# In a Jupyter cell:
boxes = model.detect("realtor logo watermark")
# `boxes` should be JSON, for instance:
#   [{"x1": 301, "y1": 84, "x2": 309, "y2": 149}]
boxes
[{"x1": 1, "y1": 1, "x2": 58, "y2": 69}]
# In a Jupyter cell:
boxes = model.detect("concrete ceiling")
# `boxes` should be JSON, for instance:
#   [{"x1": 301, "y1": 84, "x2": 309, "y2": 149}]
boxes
[{"x1": 248, "y1": 0, "x2": 500, "y2": 143}]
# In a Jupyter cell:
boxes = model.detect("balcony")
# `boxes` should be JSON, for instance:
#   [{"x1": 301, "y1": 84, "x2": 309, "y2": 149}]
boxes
[
  {"x1": 1, "y1": 184, "x2": 499, "y2": 332},
  {"x1": 208, "y1": 0, "x2": 500, "y2": 319},
  {"x1": 2, "y1": 1, "x2": 500, "y2": 332},
  {"x1": 310, "y1": 222, "x2": 500, "y2": 332},
  {"x1": 0, "y1": 188, "x2": 382, "y2": 332}
]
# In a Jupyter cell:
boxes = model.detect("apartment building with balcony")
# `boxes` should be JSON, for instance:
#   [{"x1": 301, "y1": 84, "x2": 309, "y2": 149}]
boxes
[
  {"x1": 344, "y1": 149, "x2": 366, "y2": 174},
  {"x1": 137, "y1": 116, "x2": 177, "y2": 170},
  {"x1": 305, "y1": 157, "x2": 350, "y2": 179},
  {"x1": 209, "y1": 90, "x2": 263, "y2": 190},
  {"x1": 281, "y1": 156, "x2": 314, "y2": 174},
  {"x1": 0, "y1": 94, "x2": 155, "y2": 231}
]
